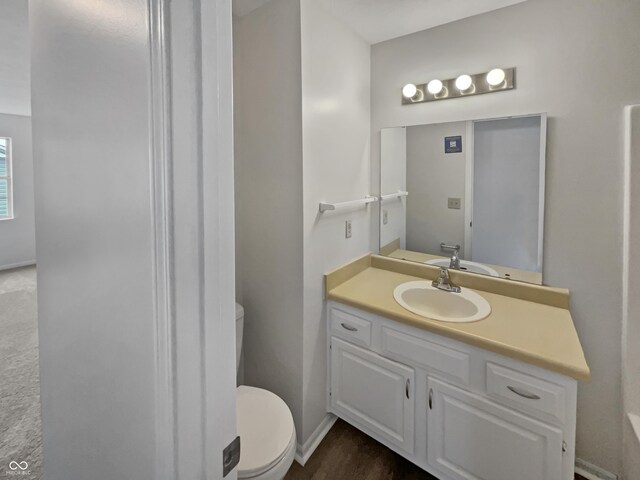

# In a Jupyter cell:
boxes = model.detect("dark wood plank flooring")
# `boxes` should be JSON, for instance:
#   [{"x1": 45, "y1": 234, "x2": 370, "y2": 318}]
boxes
[{"x1": 285, "y1": 419, "x2": 587, "y2": 480}]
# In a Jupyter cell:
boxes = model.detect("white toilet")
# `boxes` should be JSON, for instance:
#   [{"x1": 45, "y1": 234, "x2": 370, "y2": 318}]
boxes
[{"x1": 235, "y1": 303, "x2": 297, "y2": 480}]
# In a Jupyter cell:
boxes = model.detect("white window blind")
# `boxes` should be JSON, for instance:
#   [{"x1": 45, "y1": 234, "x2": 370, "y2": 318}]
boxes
[{"x1": 0, "y1": 138, "x2": 13, "y2": 220}]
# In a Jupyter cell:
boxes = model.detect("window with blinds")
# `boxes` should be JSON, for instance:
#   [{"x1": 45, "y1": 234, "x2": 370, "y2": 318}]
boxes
[{"x1": 0, "y1": 138, "x2": 12, "y2": 220}]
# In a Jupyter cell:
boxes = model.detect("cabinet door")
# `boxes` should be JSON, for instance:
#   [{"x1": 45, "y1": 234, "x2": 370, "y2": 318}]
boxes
[
  {"x1": 331, "y1": 337, "x2": 415, "y2": 454},
  {"x1": 427, "y1": 377, "x2": 563, "y2": 480}
]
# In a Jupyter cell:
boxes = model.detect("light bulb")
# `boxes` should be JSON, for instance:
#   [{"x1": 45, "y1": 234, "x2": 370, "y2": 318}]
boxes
[
  {"x1": 402, "y1": 83, "x2": 417, "y2": 98},
  {"x1": 427, "y1": 79, "x2": 443, "y2": 95},
  {"x1": 486, "y1": 68, "x2": 506, "y2": 86},
  {"x1": 455, "y1": 74, "x2": 473, "y2": 91}
]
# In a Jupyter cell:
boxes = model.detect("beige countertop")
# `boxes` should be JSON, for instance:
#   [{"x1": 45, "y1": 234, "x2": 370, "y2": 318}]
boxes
[{"x1": 326, "y1": 258, "x2": 590, "y2": 381}]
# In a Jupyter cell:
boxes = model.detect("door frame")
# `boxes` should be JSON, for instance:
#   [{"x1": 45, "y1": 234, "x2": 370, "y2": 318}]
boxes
[{"x1": 150, "y1": 0, "x2": 237, "y2": 478}]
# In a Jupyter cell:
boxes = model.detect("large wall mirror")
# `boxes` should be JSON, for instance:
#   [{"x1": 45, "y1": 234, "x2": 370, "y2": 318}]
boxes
[{"x1": 379, "y1": 114, "x2": 546, "y2": 285}]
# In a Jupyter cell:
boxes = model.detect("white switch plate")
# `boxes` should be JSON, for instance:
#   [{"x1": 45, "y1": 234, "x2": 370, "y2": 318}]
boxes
[
  {"x1": 345, "y1": 220, "x2": 352, "y2": 238},
  {"x1": 383, "y1": 210, "x2": 388, "y2": 225},
  {"x1": 448, "y1": 197, "x2": 461, "y2": 210}
]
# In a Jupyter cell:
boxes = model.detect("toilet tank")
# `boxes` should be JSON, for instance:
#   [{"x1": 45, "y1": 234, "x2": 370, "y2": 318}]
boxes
[{"x1": 235, "y1": 303, "x2": 244, "y2": 373}]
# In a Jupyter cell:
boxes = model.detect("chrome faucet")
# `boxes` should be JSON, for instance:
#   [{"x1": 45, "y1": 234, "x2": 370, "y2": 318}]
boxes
[
  {"x1": 440, "y1": 242, "x2": 461, "y2": 270},
  {"x1": 449, "y1": 246, "x2": 461, "y2": 270},
  {"x1": 432, "y1": 267, "x2": 461, "y2": 293}
]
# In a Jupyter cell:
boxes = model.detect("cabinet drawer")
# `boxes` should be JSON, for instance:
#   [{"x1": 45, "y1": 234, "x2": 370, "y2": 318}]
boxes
[
  {"x1": 330, "y1": 308, "x2": 372, "y2": 347},
  {"x1": 381, "y1": 327, "x2": 469, "y2": 385},
  {"x1": 486, "y1": 363, "x2": 566, "y2": 424}
]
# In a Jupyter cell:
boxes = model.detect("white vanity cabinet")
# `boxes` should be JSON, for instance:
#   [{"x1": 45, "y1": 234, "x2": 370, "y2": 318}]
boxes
[
  {"x1": 330, "y1": 337, "x2": 415, "y2": 454},
  {"x1": 427, "y1": 377, "x2": 563, "y2": 480},
  {"x1": 326, "y1": 301, "x2": 578, "y2": 480}
]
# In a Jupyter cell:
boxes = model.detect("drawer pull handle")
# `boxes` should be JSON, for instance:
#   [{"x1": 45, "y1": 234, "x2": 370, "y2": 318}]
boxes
[
  {"x1": 507, "y1": 385, "x2": 541, "y2": 400},
  {"x1": 341, "y1": 323, "x2": 358, "y2": 332},
  {"x1": 405, "y1": 379, "x2": 410, "y2": 399}
]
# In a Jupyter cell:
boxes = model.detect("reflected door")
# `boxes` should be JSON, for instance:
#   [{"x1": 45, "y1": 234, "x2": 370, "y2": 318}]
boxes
[{"x1": 470, "y1": 115, "x2": 545, "y2": 273}]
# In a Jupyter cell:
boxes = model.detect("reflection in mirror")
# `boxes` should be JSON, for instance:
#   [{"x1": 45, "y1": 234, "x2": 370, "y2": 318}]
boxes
[{"x1": 380, "y1": 114, "x2": 546, "y2": 285}]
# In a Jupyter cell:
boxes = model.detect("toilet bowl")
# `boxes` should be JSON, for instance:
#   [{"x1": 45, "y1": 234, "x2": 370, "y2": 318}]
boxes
[{"x1": 235, "y1": 304, "x2": 297, "y2": 480}]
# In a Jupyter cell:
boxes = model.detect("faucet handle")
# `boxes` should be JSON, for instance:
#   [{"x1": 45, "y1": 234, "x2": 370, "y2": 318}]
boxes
[
  {"x1": 432, "y1": 267, "x2": 461, "y2": 293},
  {"x1": 440, "y1": 242, "x2": 461, "y2": 252},
  {"x1": 433, "y1": 267, "x2": 449, "y2": 286}
]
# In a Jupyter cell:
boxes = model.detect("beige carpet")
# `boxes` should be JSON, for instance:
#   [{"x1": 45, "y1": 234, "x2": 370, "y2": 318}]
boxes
[{"x1": 0, "y1": 267, "x2": 41, "y2": 480}]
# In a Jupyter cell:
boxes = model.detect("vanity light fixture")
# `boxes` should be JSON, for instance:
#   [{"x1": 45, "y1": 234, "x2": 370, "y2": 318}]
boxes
[
  {"x1": 402, "y1": 83, "x2": 418, "y2": 98},
  {"x1": 401, "y1": 67, "x2": 515, "y2": 105},
  {"x1": 455, "y1": 74, "x2": 473, "y2": 92},
  {"x1": 486, "y1": 68, "x2": 506, "y2": 87},
  {"x1": 427, "y1": 79, "x2": 444, "y2": 95}
]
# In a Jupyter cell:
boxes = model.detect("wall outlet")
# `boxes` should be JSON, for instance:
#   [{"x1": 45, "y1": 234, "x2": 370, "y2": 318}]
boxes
[
  {"x1": 448, "y1": 197, "x2": 461, "y2": 210},
  {"x1": 383, "y1": 210, "x2": 388, "y2": 225},
  {"x1": 345, "y1": 220, "x2": 352, "y2": 239}
]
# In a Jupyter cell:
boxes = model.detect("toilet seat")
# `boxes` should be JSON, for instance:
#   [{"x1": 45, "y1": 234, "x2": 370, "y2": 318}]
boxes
[{"x1": 236, "y1": 386, "x2": 296, "y2": 479}]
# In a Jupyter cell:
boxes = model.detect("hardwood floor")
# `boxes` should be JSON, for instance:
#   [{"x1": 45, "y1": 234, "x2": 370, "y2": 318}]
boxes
[{"x1": 285, "y1": 419, "x2": 588, "y2": 480}]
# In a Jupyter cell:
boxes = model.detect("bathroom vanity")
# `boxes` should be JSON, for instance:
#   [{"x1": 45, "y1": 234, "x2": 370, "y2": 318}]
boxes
[{"x1": 325, "y1": 255, "x2": 589, "y2": 480}]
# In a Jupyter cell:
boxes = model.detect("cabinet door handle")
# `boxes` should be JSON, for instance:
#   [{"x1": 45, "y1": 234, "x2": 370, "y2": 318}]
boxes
[
  {"x1": 340, "y1": 323, "x2": 358, "y2": 332},
  {"x1": 428, "y1": 388, "x2": 433, "y2": 409},
  {"x1": 507, "y1": 385, "x2": 541, "y2": 400},
  {"x1": 405, "y1": 379, "x2": 410, "y2": 399}
]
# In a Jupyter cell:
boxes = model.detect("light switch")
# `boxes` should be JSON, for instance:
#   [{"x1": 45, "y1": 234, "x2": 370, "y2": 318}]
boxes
[
  {"x1": 383, "y1": 210, "x2": 389, "y2": 225},
  {"x1": 448, "y1": 197, "x2": 461, "y2": 210},
  {"x1": 345, "y1": 220, "x2": 352, "y2": 238}
]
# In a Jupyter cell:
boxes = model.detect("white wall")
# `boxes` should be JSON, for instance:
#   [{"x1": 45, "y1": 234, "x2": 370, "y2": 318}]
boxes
[
  {"x1": 234, "y1": 0, "x2": 371, "y2": 448},
  {"x1": 233, "y1": 0, "x2": 305, "y2": 436},
  {"x1": 371, "y1": 0, "x2": 640, "y2": 474},
  {"x1": 0, "y1": 114, "x2": 35, "y2": 269},
  {"x1": 380, "y1": 127, "x2": 406, "y2": 249},
  {"x1": 31, "y1": 1, "x2": 157, "y2": 477},
  {"x1": 405, "y1": 122, "x2": 466, "y2": 256},
  {"x1": 0, "y1": 0, "x2": 30, "y2": 116},
  {"x1": 300, "y1": 0, "x2": 371, "y2": 443}
]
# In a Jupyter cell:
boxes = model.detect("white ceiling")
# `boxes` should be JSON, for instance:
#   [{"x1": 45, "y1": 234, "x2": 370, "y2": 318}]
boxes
[
  {"x1": 233, "y1": 0, "x2": 527, "y2": 44},
  {"x1": 0, "y1": 0, "x2": 30, "y2": 116}
]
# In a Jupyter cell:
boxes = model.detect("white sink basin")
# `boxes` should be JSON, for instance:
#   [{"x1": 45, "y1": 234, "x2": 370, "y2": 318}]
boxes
[
  {"x1": 425, "y1": 258, "x2": 500, "y2": 277},
  {"x1": 393, "y1": 281, "x2": 491, "y2": 323}
]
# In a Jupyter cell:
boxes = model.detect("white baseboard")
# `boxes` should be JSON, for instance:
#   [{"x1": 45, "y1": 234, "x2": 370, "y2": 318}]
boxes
[
  {"x1": 294, "y1": 414, "x2": 337, "y2": 466},
  {"x1": 575, "y1": 458, "x2": 618, "y2": 480},
  {"x1": 0, "y1": 260, "x2": 36, "y2": 272}
]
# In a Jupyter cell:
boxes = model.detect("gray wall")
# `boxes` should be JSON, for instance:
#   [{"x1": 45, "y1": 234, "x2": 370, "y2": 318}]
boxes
[
  {"x1": 623, "y1": 105, "x2": 640, "y2": 480},
  {"x1": 0, "y1": 0, "x2": 35, "y2": 270},
  {"x1": 405, "y1": 122, "x2": 466, "y2": 256},
  {"x1": 233, "y1": 0, "x2": 305, "y2": 438},
  {"x1": 31, "y1": 1, "x2": 157, "y2": 477},
  {"x1": 0, "y1": 114, "x2": 35, "y2": 269},
  {"x1": 0, "y1": 0, "x2": 30, "y2": 116},
  {"x1": 371, "y1": 0, "x2": 640, "y2": 474}
]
